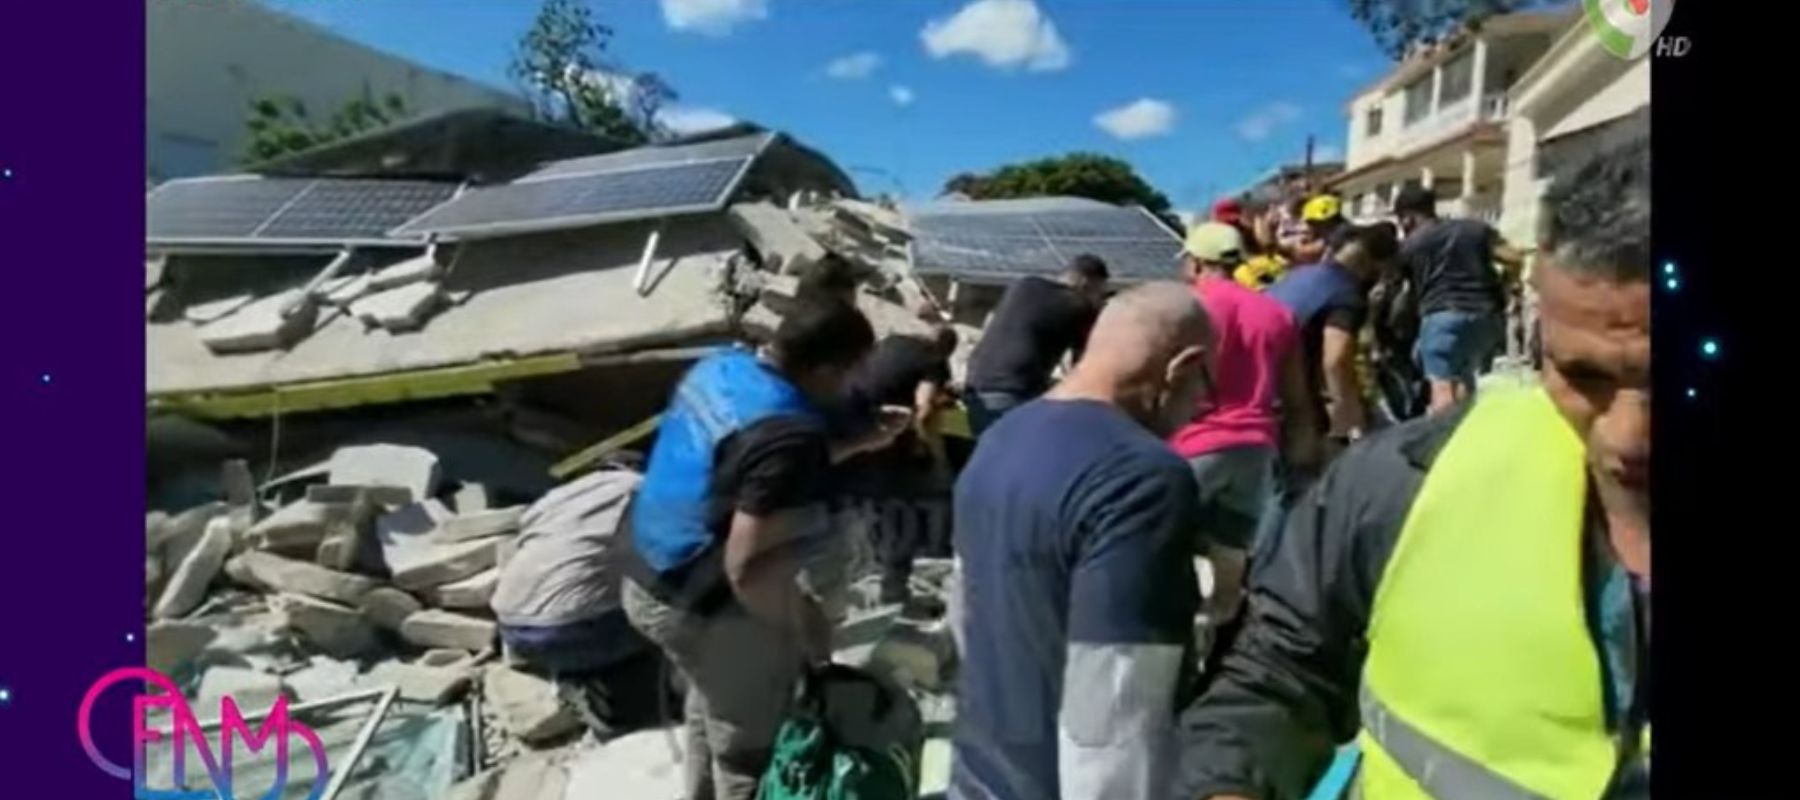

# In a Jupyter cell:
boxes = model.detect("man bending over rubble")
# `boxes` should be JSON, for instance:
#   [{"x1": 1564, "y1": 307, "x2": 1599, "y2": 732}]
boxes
[
  {"x1": 951, "y1": 282, "x2": 1212, "y2": 800},
  {"x1": 962, "y1": 254, "x2": 1111, "y2": 435},
  {"x1": 620, "y1": 297, "x2": 905, "y2": 800}
]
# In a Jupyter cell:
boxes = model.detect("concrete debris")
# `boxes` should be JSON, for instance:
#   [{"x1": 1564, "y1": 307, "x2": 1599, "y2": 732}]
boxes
[
  {"x1": 454, "y1": 483, "x2": 491, "y2": 514},
  {"x1": 401, "y1": 610, "x2": 497, "y2": 652},
  {"x1": 422, "y1": 567, "x2": 500, "y2": 610},
  {"x1": 388, "y1": 535, "x2": 504, "y2": 591},
  {"x1": 419, "y1": 649, "x2": 473, "y2": 668},
  {"x1": 234, "y1": 551, "x2": 381, "y2": 605},
  {"x1": 183, "y1": 293, "x2": 256, "y2": 325},
  {"x1": 154, "y1": 517, "x2": 235, "y2": 620},
  {"x1": 285, "y1": 657, "x2": 362, "y2": 702},
  {"x1": 562, "y1": 728, "x2": 686, "y2": 798},
  {"x1": 332, "y1": 445, "x2": 442, "y2": 507},
  {"x1": 195, "y1": 666, "x2": 290, "y2": 716},
  {"x1": 368, "y1": 252, "x2": 442, "y2": 291},
  {"x1": 358, "y1": 586, "x2": 424, "y2": 632},
  {"x1": 352, "y1": 281, "x2": 446, "y2": 332},
  {"x1": 868, "y1": 621, "x2": 957, "y2": 692},
  {"x1": 492, "y1": 754, "x2": 569, "y2": 800},
  {"x1": 199, "y1": 290, "x2": 319, "y2": 354},
  {"x1": 221, "y1": 459, "x2": 256, "y2": 507},
  {"x1": 447, "y1": 769, "x2": 503, "y2": 800},
  {"x1": 158, "y1": 502, "x2": 226, "y2": 572},
  {"x1": 274, "y1": 593, "x2": 381, "y2": 659},
  {"x1": 146, "y1": 621, "x2": 217, "y2": 675},
  {"x1": 316, "y1": 495, "x2": 383, "y2": 575},
  {"x1": 369, "y1": 660, "x2": 474, "y2": 705},
  {"x1": 221, "y1": 553, "x2": 271, "y2": 591},
  {"x1": 320, "y1": 273, "x2": 373, "y2": 307},
  {"x1": 436, "y1": 507, "x2": 524, "y2": 543},
  {"x1": 483, "y1": 665, "x2": 581, "y2": 744},
  {"x1": 730, "y1": 201, "x2": 831, "y2": 275},
  {"x1": 246, "y1": 499, "x2": 343, "y2": 555}
]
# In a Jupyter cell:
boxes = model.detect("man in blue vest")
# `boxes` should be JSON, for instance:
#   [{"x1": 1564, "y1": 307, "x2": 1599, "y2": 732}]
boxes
[
  {"x1": 621, "y1": 298, "x2": 907, "y2": 800},
  {"x1": 1186, "y1": 141, "x2": 1650, "y2": 799}
]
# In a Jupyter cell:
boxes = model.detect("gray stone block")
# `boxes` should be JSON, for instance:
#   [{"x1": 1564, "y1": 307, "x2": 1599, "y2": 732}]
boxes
[
  {"x1": 147, "y1": 621, "x2": 216, "y2": 675},
  {"x1": 368, "y1": 660, "x2": 473, "y2": 705},
  {"x1": 422, "y1": 568, "x2": 498, "y2": 610},
  {"x1": 236, "y1": 551, "x2": 380, "y2": 605},
  {"x1": 154, "y1": 518, "x2": 234, "y2": 620},
  {"x1": 435, "y1": 507, "x2": 523, "y2": 544},
  {"x1": 388, "y1": 537, "x2": 502, "y2": 591},
  {"x1": 194, "y1": 666, "x2": 290, "y2": 716},
  {"x1": 329, "y1": 445, "x2": 441, "y2": 505},
  {"x1": 400, "y1": 610, "x2": 496, "y2": 652},
  {"x1": 453, "y1": 483, "x2": 490, "y2": 514},
  {"x1": 351, "y1": 282, "x2": 444, "y2": 332},
  {"x1": 247, "y1": 500, "x2": 342, "y2": 555},
  {"x1": 357, "y1": 587, "x2": 424, "y2": 632},
  {"x1": 482, "y1": 666, "x2": 580, "y2": 744},
  {"x1": 493, "y1": 754, "x2": 568, "y2": 800},
  {"x1": 275, "y1": 594, "x2": 380, "y2": 659}
]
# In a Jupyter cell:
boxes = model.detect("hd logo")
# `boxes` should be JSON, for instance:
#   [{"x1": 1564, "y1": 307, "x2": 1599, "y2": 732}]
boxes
[{"x1": 1584, "y1": 0, "x2": 1677, "y2": 60}]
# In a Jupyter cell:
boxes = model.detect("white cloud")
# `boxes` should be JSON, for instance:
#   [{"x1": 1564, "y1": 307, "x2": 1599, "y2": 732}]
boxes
[
  {"x1": 1236, "y1": 101, "x2": 1304, "y2": 142},
  {"x1": 657, "y1": 106, "x2": 738, "y2": 135},
  {"x1": 660, "y1": 0, "x2": 768, "y2": 36},
  {"x1": 1094, "y1": 98, "x2": 1177, "y2": 141},
  {"x1": 890, "y1": 85, "x2": 916, "y2": 107},
  {"x1": 920, "y1": 0, "x2": 1071, "y2": 73},
  {"x1": 825, "y1": 51, "x2": 883, "y2": 80}
]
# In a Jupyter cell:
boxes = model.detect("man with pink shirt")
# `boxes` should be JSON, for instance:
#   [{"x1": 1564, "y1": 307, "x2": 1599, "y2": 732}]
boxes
[{"x1": 1171, "y1": 223, "x2": 1321, "y2": 624}]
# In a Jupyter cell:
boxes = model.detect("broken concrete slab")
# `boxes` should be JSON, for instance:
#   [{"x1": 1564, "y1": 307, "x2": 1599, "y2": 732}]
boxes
[
  {"x1": 154, "y1": 517, "x2": 235, "y2": 620},
  {"x1": 493, "y1": 754, "x2": 568, "y2": 800},
  {"x1": 453, "y1": 483, "x2": 490, "y2": 514},
  {"x1": 400, "y1": 610, "x2": 497, "y2": 652},
  {"x1": 357, "y1": 587, "x2": 424, "y2": 632},
  {"x1": 274, "y1": 594, "x2": 381, "y2": 659},
  {"x1": 322, "y1": 273, "x2": 375, "y2": 307},
  {"x1": 316, "y1": 495, "x2": 382, "y2": 575},
  {"x1": 730, "y1": 202, "x2": 830, "y2": 276},
  {"x1": 352, "y1": 281, "x2": 445, "y2": 332},
  {"x1": 147, "y1": 621, "x2": 217, "y2": 675},
  {"x1": 159, "y1": 501, "x2": 226, "y2": 570},
  {"x1": 868, "y1": 622, "x2": 956, "y2": 692},
  {"x1": 221, "y1": 554, "x2": 271, "y2": 592},
  {"x1": 421, "y1": 568, "x2": 498, "y2": 610},
  {"x1": 483, "y1": 665, "x2": 580, "y2": 744},
  {"x1": 369, "y1": 660, "x2": 473, "y2": 705},
  {"x1": 561, "y1": 728, "x2": 685, "y2": 798},
  {"x1": 332, "y1": 446, "x2": 441, "y2": 507},
  {"x1": 246, "y1": 500, "x2": 342, "y2": 555},
  {"x1": 284, "y1": 657, "x2": 361, "y2": 703},
  {"x1": 235, "y1": 551, "x2": 380, "y2": 605},
  {"x1": 418, "y1": 649, "x2": 472, "y2": 668},
  {"x1": 447, "y1": 769, "x2": 502, "y2": 800},
  {"x1": 436, "y1": 507, "x2": 524, "y2": 544},
  {"x1": 195, "y1": 666, "x2": 290, "y2": 716},
  {"x1": 199, "y1": 290, "x2": 319, "y2": 354},
  {"x1": 388, "y1": 536, "x2": 503, "y2": 591}
]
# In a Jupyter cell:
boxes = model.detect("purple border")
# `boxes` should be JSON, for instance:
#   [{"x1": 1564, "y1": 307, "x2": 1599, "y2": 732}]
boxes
[{"x1": 0, "y1": 0, "x2": 145, "y2": 793}]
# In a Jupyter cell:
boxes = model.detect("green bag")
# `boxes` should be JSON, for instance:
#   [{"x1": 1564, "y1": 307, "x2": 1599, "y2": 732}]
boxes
[{"x1": 758, "y1": 664, "x2": 922, "y2": 800}]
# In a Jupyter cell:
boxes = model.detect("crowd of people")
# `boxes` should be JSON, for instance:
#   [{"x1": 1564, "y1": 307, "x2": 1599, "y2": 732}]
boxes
[{"x1": 514, "y1": 139, "x2": 1650, "y2": 800}]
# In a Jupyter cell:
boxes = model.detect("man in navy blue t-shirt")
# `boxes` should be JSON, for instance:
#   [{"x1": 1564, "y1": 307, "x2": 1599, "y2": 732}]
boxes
[{"x1": 951, "y1": 282, "x2": 1212, "y2": 800}]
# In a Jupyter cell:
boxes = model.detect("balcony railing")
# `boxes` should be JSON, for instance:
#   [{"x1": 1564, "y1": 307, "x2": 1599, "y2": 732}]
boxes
[{"x1": 1396, "y1": 92, "x2": 1509, "y2": 152}]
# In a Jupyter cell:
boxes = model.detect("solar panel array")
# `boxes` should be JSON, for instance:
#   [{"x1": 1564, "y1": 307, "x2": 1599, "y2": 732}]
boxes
[
  {"x1": 909, "y1": 199, "x2": 1185, "y2": 283},
  {"x1": 148, "y1": 177, "x2": 458, "y2": 245},
  {"x1": 391, "y1": 133, "x2": 773, "y2": 239}
]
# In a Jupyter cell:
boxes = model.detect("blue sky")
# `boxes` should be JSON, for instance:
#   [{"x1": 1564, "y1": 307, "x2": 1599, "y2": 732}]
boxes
[{"x1": 262, "y1": 0, "x2": 1392, "y2": 214}]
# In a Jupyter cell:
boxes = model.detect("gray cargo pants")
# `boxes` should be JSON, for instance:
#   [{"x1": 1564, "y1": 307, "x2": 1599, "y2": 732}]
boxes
[{"x1": 622, "y1": 579, "x2": 804, "y2": 800}]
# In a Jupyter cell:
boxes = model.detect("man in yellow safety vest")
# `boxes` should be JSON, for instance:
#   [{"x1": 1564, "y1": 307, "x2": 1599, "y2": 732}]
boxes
[{"x1": 1184, "y1": 140, "x2": 1650, "y2": 799}]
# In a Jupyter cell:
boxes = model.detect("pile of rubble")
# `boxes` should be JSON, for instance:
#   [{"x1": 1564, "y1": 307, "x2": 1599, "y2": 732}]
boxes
[{"x1": 145, "y1": 442, "x2": 963, "y2": 799}]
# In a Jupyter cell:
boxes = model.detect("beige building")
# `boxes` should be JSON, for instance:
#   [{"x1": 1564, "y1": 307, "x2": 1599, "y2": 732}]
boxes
[
  {"x1": 147, "y1": 0, "x2": 527, "y2": 182},
  {"x1": 1329, "y1": 12, "x2": 1570, "y2": 224},
  {"x1": 1497, "y1": 18, "x2": 1650, "y2": 250}
]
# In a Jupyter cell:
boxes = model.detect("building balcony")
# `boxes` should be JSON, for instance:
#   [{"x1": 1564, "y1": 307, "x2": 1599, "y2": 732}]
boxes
[{"x1": 1398, "y1": 92, "x2": 1509, "y2": 153}]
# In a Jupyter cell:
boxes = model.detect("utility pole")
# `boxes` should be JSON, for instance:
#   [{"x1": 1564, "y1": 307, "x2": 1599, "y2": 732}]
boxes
[{"x1": 1303, "y1": 135, "x2": 1316, "y2": 193}]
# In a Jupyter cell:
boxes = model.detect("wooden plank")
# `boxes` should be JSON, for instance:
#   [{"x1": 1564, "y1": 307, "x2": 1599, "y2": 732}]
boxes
[{"x1": 549, "y1": 414, "x2": 664, "y2": 480}]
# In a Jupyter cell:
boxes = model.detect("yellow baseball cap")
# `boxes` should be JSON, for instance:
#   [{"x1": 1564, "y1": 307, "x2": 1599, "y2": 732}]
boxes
[
  {"x1": 1183, "y1": 221, "x2": 1246, "y2": 263},
  {"x1": 1302, "y1": 195, "x2": 1343, "y2": 223}
]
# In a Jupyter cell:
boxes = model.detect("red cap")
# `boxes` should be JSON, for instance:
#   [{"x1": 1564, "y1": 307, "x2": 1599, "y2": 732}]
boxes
[{"x1": 1211, "y1": 198, "x2": 1244, "y2": 225}]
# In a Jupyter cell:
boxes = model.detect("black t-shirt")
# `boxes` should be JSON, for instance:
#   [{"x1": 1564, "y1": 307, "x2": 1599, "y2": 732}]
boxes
[
  {"x1": 1402, "y1": 218, "x2": 1503, "y2": 316},
  {"x1": 850, "y1": 335, "x2": 952, "y2": 410},
  {"x1": 966, "y1": 276, "x2": 1098, "y2": 396},
  {"x1": 630, "y1": 414, "x2": 830, "y2": 612}
]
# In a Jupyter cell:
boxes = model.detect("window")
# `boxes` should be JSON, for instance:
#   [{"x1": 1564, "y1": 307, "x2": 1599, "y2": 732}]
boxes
[
  {"x1": 1366, "y1": 107, "x2": 1384, "y2": 137},
  {"x1": 1403, "y1": 78, "x2": 1433, "y2": 126},
  {"x1": 1441, "y1": 51, "x2": 1474, "y2": 105}
]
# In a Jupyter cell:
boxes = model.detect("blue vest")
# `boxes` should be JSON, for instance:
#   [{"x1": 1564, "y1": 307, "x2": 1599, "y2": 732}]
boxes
[{"x1": 631, "y1": 348, "x2": 818, "y2": 574}]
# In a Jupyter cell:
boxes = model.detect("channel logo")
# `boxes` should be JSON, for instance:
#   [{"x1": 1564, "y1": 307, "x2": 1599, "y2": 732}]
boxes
[{"x1": 1584, "y1": 0, "x2": 1677, "y2": 60}]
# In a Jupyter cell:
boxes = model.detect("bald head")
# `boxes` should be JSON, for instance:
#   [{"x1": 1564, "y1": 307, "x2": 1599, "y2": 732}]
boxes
[{"x1": 1056, "y1": 281, "x2": 1215, "y2": 436}]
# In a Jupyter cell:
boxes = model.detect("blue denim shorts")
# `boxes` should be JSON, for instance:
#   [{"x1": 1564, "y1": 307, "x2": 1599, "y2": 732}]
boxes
[{"x1": 1416, "y1": 310, "x2": 1503, "y2": 385}]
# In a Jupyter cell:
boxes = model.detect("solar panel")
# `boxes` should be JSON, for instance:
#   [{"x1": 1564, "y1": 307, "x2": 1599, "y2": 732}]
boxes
[
  {"x1": 148, "y1": 177, "x2": 459, "y2": 246},
  {"x1": 908, "y1": 200, "x2": 1183, "y2": 283},
  {"x1": 391, "y1": 133, "x2": 774, "y2": 239}
]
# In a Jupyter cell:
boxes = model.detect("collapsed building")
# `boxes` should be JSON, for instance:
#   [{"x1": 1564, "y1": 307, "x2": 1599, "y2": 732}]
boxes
[{"x1": 142, "y1": 110, "x2": 1182, "y2": 797}]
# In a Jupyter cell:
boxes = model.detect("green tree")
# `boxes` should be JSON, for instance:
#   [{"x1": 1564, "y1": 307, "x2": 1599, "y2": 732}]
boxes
[
  {"x1": 1342, "y1": 0, "x2": 1560, "y2": 60},
  {"x1": 240, "y1": 90, "x2": 408, "y2": 164},
  {"x1": 943, "y1": 153, "x2": 1175, "y2": 216},
  {"x1": 510, "y1": 0, "x2": 676, "y2": 145}
]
